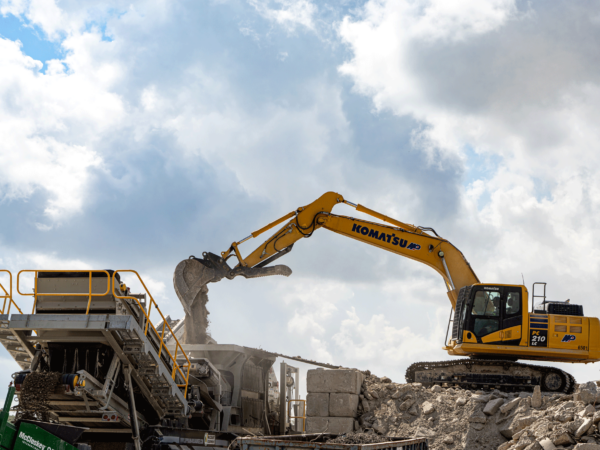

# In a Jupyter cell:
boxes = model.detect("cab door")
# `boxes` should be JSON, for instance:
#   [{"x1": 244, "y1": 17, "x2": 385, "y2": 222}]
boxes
[
  {"x1": 500, "y1": 287, "x2": 523, "y2": 345},
  {"x1": 463, "y1": 286, "x2": 523, "y2": 345},
  {"x1": 469, "y1": 287, "x2": 503, "y2": 344}
]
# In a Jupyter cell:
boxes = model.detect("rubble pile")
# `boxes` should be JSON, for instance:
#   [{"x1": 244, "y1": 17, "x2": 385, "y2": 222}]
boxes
[
  {"x1": 355, "y1": 373, "x2": 600, "y2": 450},
  {"x1": 327, "y1": 430, "x2": 395, "y2": 444}
]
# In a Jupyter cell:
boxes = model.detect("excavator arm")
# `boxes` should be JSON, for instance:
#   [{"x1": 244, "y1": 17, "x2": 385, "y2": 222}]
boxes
[{"x1": 176, "y1": 192, "x2": 479, "y2": 310}]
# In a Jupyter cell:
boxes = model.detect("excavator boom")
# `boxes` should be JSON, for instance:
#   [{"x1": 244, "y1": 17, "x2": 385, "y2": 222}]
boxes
[{"x1": 216, "y1": 191, "x2": 479, "y2": 307}]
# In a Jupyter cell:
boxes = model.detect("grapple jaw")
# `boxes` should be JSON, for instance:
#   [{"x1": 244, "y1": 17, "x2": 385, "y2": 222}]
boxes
[{"x1": 173, "y1": 252, "x2": 292, "y2": 314}]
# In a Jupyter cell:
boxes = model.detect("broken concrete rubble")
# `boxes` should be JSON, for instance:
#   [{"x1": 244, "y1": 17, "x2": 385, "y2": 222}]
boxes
[
  {"x1": 485, "y1": 398, "x2": 506, "y2": 416},
  {"x1": 342, "y1": 372, "x2": 600, "y2": 450},
  {"x1": 532, "y1": 386, "x2": 543, "y2": 408},
  {"x1": 422, "y1": 401, "x2": 435, "y2": 415}
]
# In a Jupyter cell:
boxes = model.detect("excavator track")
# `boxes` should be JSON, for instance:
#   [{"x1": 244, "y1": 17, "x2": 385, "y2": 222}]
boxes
[{"x1": 406, "y1": 359, "x2": 575, "y2": 394}]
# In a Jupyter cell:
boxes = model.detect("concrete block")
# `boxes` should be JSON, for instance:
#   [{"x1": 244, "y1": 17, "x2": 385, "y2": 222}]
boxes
[
  {"x1": 305, "y1": 417, "x2": 354, "y2": 434},
  {"x1": 422, "y1": 401, "x2": 435, "y2": 415},
  {"x1": 531, "y1": 386, "x2": 542, "y2": 408},
  {"x1": 500, "y1": 397, "x2": 520, "y2": 414},
  {"x1": 539, "y1": 438, "x2": 557, "y2": 450},
  {"x1": 499, "y1": 415, "x2": 536, "y2": 439},
  {"x1": 306, "y1": 393, "x2": 329, "y2": 417},
  {"x1": 497, "y1": 442, "x2": 513, "y2": 450},
  {"x1": 329, "y1": 393, "x2": 359, "y2": 417},
  {"x1": 483, "y1": 398, "x2": 505, "y2": 416},
  {"x1": 307, "y1": 369, "x2": 364, "y2": 394},
  {"x1": 468, "y1": 411, "x2": 487, "y2": 424},
  {"x1": 456, "y1": 397, "x2": 467, "y2": 406},
  {"x1": 553, "y1": 433, "x2": 574, "y2": 446},
  {"x1": 576, "y1": 418, "x2": 594, "y2": 438}
]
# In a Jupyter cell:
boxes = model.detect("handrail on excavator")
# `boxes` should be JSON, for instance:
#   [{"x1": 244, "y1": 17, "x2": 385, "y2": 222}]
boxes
[
  {"x1": 112, "y1": 270, "x2": 191, "y2": 397},
  {"x1": 17, "y1": 270, "x2": 111, "y2": 314},
  {"x1": 0, "y1": 270, "x2": 23, "y2": 315}
]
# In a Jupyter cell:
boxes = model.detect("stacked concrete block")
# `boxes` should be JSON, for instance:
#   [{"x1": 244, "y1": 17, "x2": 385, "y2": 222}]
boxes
[
  {"x1": 305, "y1": 369, "x2": 364, "y2": 434},
  {"x1": 306, "y1": 393, "x2": 329, "y2": 417}
]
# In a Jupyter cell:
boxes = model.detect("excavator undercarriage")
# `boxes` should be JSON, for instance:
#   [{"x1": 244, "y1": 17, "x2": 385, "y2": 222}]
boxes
[{"x1": 406, "y1": 359, "x2": 575, "y2": 394}]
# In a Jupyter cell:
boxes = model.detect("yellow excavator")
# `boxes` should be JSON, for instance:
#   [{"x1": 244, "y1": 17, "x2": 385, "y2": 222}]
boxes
[{"x1": 174, "y1": 192, "x2": 600, "y2": 393}]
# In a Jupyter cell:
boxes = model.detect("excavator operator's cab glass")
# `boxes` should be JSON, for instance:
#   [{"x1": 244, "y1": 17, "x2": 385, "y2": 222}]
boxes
[
  {"x1": 506, "y1": 292, "x2": 521, "y2": 315},
  {"x1": 456, "y1": 285, "x2": 524, "y2": 345},
  {"x1": 471, "y1": 290, "x2": 501, "y2": 337}
]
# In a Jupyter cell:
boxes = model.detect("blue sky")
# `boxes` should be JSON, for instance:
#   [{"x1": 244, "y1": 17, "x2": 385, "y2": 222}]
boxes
[
  {"x1": 1, "y1": 0, "x2": 600, "y2": 399},
  {"x1": 0, "y1": 14, "x2": 60, "y2": 63}
]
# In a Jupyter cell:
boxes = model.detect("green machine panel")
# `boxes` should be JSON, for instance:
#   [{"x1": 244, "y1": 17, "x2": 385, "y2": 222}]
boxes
[{"x1": 14, "y1": 422, "x2": 78, "y2": 450}]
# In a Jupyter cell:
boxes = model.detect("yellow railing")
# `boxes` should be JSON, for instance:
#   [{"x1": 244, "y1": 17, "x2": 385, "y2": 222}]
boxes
[
  {"x1": 6, "y1": 268, "x2": 190, "y2": 398},
  {"x1": 17, "y1": 270, "x2": 111, "y2": 314},
  {"x1": 288, "y1": 399, "x2": 306, "y2": 432},
  {"x1": 112, "y1": 270, "x2": 191, "y2": 397},
  {"x1": 0, "y1": 270, "x2": 23, "y2": 315}
]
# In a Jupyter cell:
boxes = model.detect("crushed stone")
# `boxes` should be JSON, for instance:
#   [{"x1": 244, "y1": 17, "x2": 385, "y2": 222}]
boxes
[
  {"x1": 15, "y1": 371, "x2": 62, "y2": 422},
  {"x1": 354, "y1": 372, "x2": 600, "y2": 450},
  {"x1": 326, "y1": 431, "x2": 399, "y2": 444}
]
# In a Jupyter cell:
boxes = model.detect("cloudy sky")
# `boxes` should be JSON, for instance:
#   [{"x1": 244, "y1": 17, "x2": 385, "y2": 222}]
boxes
[{"x1": 1, "y1": 0, "x2": 600, "y2": 399}]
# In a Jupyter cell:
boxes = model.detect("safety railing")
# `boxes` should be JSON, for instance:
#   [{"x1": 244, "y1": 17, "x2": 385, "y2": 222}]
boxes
[
  {"x1": 0, "y1": 270, "x2": 23, "y2": 315},
  {"x1": 287, "y1": 399, "x2": 306, "y2": 432},
  {"x1": 17, "y1": 270, "x2": 111, "y2": 314},
  {"x1": 112, "y1": 270, "x2": 191, "y2": 397}
]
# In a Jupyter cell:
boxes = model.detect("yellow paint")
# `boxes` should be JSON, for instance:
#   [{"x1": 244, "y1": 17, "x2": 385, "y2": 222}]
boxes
[
  {"x1": 462, "y1": 330, "x2": 477, "y2": 343},
  {"x1": 502, "y1": 325, "x2": 521, "y2": 342},
  {"x1": 217, "y1": 191, "x2": 600, "y2": 366},
  {"x1": 481, "y1": 330, "x2": 502, "y2": 343},
  {"x1": 220, "y1": 191, "x2": 480, "y2": 308}
]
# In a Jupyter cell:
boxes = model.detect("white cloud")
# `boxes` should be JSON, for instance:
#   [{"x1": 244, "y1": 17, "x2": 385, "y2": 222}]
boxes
[
  {"x1": 332, "y1": 305, "x2": 449, "y2": 375},
  {"x1": 339, "y1": 0, "x2": 600, "y2": 286},
  {"x1": 284, "y1": 279, "x2": 354, "y2": 335},
  {"x1": 248, "y1": 0, "x2": 317, "y2": 32},
  {"x1": 0, "y1": 34, "x2": 125, "y2": 221},
  {"x1": 169, "y1": 78, "x2": 351, "y2": 203},
  {"x1": 408, "y1": 0, "x2": 518, "y2": 42},
  {"x1": 22, "y1": 252, "x2": 91, "y2": 269},
  {"x1": 335, "y1": 0, "x2": 600, "y2": 382},
  {"x1": 309, "y1": 336, "x2": 333, "y2": 362}
]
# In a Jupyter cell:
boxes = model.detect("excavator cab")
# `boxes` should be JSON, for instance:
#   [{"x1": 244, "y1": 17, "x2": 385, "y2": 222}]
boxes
[{"x1": 452, "y1": 284, "x2": 525, "y2": 346}]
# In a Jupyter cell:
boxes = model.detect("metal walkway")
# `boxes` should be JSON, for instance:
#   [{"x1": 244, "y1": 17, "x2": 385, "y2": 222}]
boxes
[{"x1": 0, "y1": 270, "x2": 191, "y2": 435}]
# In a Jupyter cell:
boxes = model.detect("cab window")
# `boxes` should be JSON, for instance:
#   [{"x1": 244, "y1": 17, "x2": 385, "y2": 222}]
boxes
[
  {"x1": 474, "y1": 318, "x2": 499, "y2": 337},
  {"x1": 505, "y1": 292, "x2": 521, "y2": 315},
  {"x1": 471, "y1": 291, "x2": 501, "y2": 317}
]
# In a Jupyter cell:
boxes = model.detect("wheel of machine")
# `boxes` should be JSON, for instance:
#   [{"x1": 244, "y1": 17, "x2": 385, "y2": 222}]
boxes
[{"x1": 542, "y1": 371, "x2": 563, "y2": 392}]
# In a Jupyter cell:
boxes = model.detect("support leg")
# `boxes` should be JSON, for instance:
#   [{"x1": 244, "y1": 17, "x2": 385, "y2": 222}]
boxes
[{"x1": 124, "y1": 365, "x2": 142, "y2": 450}]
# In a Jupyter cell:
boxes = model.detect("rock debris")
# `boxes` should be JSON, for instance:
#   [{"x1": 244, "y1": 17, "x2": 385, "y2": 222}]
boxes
[
  {"x1": 350, "y1": 373, "x2": 600, "y2": 450},
  {"x1": 16, "y1": 371, "x2": 62, "y2": 422}
]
